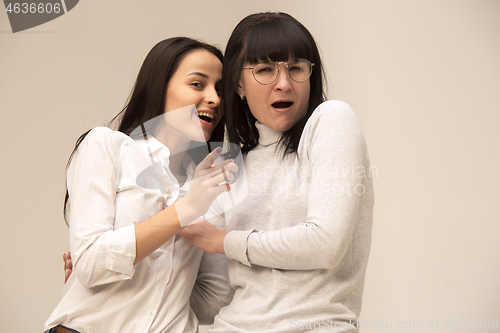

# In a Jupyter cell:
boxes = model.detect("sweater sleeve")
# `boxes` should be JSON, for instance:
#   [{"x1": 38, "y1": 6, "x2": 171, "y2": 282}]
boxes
[
  {"x1": 190, "y1": 252, "x2": 234, "y2": 324},
  {"x1": 224, "y1": 101, "x2": 373, "y2": 270},
  {"x1": 190, "y1": 203, "x2": 235, "y2": 324},
  {"x1": 68, "y1": 127, "x2": 137, "y2": 288}
]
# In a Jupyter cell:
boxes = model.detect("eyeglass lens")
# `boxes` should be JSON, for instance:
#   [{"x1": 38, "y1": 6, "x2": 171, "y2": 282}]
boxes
[{"x1": 252, "y1": 59, "x2": 312, "y2": 85}]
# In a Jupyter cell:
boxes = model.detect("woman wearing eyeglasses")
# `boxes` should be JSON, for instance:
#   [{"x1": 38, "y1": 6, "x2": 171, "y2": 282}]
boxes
[{"x1": 180, "y1": 12, "x2": 374, "y2": 332}]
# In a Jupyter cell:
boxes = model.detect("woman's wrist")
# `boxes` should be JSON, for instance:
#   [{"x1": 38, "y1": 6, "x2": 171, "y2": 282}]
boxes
[
  {"x1": 173, "y1": 198, "x2": 201, "y2": 227},
  {"x1": 218, "y1": 231, "x2": 227, "y2": 254}
]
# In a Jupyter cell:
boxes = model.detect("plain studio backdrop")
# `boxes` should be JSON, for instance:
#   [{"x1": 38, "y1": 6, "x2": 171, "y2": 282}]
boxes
[{"x1": 1, "y1": 1, "x2": 499, "y2": 332}]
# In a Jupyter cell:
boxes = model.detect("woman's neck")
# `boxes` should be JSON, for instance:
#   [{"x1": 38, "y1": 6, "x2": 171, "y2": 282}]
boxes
[{"x1": 152, "y1": 126, "x2": 191, "y2": 183}]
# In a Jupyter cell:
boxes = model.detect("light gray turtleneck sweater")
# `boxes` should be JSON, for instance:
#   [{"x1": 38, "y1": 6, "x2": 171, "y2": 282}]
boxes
[{"x1": 203, "y1": 100, "x2": 374, "y2": 333}]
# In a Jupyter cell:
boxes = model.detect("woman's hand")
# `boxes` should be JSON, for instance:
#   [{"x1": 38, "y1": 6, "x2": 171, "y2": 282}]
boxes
[
  {"x1": 175, "y1": 148, "x2": 237, "y2": 226},
  {"x1": 179, "y1": 221, "x2": 227, "y2": 254},
  {"x1": 63, "y1": 252, "x2": 73, "y2": 283}
]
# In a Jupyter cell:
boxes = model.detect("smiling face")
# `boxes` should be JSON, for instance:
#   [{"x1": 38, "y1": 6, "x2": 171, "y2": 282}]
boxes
[
  {"x1": 237, "y1": 59, "x2": 310, "y2": 132},
  {"x1": 164, "y1": 49, "x2": 223, "y2": 141}
]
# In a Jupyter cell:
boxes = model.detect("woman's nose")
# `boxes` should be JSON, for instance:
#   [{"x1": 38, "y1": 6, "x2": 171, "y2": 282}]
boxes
[
  {"x1": 207, "y1": 87, "x2": 221, "y2": 106},
  {"x1": 274, "y1": 64, "x2": 292, "y2": 91}
]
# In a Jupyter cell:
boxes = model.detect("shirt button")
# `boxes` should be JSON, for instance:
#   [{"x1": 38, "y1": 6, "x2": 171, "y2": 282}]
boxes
[
  {"x1": 166, "y1": 246, "x2": 172, "y2": 252},
  {"x1": 150, "y1": 310, "x2": 155, "y2": 316}
]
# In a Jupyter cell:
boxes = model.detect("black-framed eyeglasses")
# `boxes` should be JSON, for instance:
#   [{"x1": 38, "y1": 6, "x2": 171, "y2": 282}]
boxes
[{"x1": 242, "y1": 58, "x2": 314, "y2": 85}]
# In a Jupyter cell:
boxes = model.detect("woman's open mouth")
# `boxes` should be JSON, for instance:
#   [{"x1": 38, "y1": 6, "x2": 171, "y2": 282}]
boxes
[
  {"x1": 197, "y1": 111, "x2": 215, "y2": 126},
  {"x1": 272, "y1": 101, "x2": 294, "y2": 111}
]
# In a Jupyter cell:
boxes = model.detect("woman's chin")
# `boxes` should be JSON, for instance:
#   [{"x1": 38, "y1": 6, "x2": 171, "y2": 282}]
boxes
[{"x1": 202, "y1": 126, "x2": 215, "y2": 142}]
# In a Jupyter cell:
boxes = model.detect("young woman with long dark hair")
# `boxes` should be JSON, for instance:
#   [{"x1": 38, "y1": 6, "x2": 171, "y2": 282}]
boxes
[{"x1": 45, "y1": 37, "x2": 237, "y2": 333}]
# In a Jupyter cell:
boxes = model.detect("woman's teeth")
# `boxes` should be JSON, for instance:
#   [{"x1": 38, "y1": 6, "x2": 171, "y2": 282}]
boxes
[{"x1": 197, "y1": 112, "x2": 214, "y2": 123}]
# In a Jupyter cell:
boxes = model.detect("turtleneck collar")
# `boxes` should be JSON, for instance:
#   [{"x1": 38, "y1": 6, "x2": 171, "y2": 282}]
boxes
[{"x1": 255, "y1": 121, "x2": 283, "y2": 146}]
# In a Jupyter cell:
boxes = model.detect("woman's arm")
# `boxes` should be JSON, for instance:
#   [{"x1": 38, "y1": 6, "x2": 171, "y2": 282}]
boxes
[
  {"x1": 190, "y1": 251, "x2": 234, "y2": 325},
  {"x1": 67, "y1": 128, "x2": 134, "y2": 287},
  {"x1": 68, "y1": 128, "x2": 235, "y2": 287},
  {"x1": 181, "y1": 101, "x2": 374, "y2": 270},
  {"x1": 64, "y1": 227, "x2": 233, "y2": 322},
  {"x1": 63, "y1": 248, "x2": 234, "y2": 323},
  {"x1": 225, "y1": 101, "x2": 374, "y2": 270},
  {"x1": 182, "y1": 200, "x2": 234, "y2": 323}
]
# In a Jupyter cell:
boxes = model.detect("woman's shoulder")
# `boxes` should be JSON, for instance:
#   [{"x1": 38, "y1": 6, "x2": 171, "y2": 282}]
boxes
[
  {"x1": 77, "y1": 127, "x2": 134, "y2": 158},
  {"x1": 85, "y1": 126, "x2": 128, "y2": 140},
  {"x1": 301, "y1": 100, "x2": 366, "y2": 146},
  {"x1": 308, "y1": 100, "x2": 364, "y2": 130},
  {"x1": 84, "y1": 127, "x2": 133, "y2": 146},
  {"x1": 308, "y1": 100, "x2": 357, "y2": 123}
]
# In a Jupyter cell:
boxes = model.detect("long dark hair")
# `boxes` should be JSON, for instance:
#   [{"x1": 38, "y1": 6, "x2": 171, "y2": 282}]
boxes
[
  {"x1": 64, "y1": 37, "x2": 224, "y2": 223},
  {"x1": 223, "y1": 12, "x2": 326, "y2": 157}
]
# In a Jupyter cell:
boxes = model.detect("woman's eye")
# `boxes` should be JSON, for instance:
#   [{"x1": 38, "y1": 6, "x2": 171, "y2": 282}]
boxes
[
  {"x1": 191, "y1": 82, "x2": 203, "y2": 88},
  {"x1": 257, "y1": 67, "x2": 273, "y2": 73},
  {"x1": 289, "y1": 66, "x2": 302, "y2": 72}
]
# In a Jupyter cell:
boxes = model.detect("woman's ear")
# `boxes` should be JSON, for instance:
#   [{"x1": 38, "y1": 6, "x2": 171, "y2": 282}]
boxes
[{"x1": 236, "y1": 81, "x2": 245, "y2": 98}]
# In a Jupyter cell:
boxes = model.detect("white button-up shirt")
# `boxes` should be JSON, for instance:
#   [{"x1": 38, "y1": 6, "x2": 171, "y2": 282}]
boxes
[{"x1": 44, "y1": 127, "x2": 204, "y2": 333}]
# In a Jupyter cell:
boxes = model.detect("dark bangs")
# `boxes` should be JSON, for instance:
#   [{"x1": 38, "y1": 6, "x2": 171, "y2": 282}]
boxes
[{"x1": 243, "y1": 17, "x2": 314, "y2": 64}]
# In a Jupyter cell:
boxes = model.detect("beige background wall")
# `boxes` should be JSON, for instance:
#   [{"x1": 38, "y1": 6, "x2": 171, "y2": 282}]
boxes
[{"x1": 1, "y1": 1, "x2": 499, "y2": 332}]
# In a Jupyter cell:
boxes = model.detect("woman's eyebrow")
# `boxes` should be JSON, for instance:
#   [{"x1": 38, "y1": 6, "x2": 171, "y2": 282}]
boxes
[{"x1": 186, "y1": 71, "x2": 208, "y2": 78}]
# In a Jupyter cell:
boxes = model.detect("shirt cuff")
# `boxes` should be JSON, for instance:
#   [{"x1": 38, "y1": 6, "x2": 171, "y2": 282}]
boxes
[
  {"x1": 105, "y1": 225, "x2": 137, "y2": 277},
  {"x1": 223, "y1": 229, "x2": 256, "y2": 266}
]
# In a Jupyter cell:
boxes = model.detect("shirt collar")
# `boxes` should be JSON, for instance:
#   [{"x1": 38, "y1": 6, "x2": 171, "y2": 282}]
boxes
[
  {"x1": 255, "y1": 121, "x2": 283, "y2": 146},
  {"x1": 135, "y1": 133, "x2": 170, "y2": 161},
  {"x1": 135, "y1": 134, "x2": 196, "y2": 177}
]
